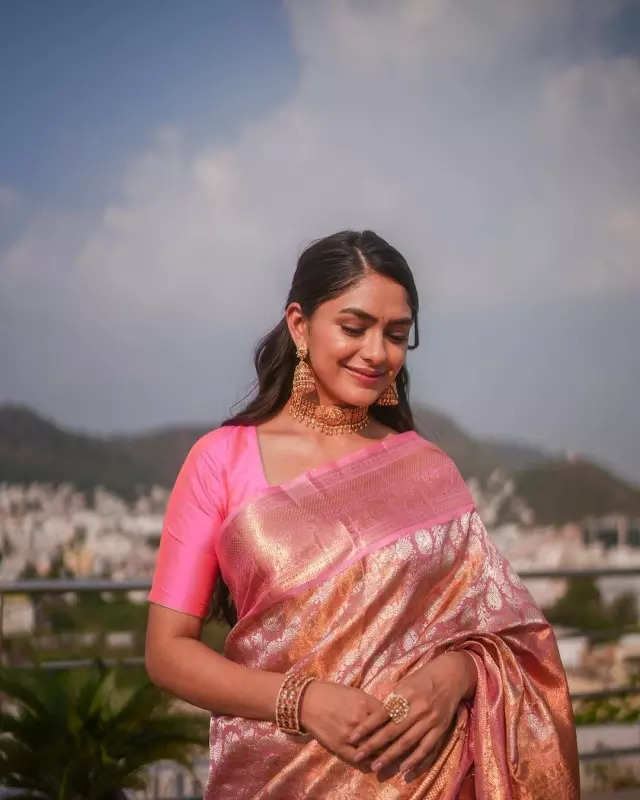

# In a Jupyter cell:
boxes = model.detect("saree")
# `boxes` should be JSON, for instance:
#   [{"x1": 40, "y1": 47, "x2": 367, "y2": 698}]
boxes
[{"x1": 204, "y1": 432, "x2": 579, "y2": 798}]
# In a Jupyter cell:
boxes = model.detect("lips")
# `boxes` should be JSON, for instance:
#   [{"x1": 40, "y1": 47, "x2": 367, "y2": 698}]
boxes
[{"x1": 345, "y1": 366, "x2": 385, "y2": 378}]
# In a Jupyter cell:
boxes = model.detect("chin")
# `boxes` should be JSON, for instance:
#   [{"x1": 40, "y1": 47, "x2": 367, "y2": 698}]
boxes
[{"x1": 339, "y1": 386, "x2": 377, "y2": 407}]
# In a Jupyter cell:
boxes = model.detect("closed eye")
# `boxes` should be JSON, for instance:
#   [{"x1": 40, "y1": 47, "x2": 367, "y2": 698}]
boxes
[{"x1": 341, "y1": 326, "x2": 409, "y2": 343}]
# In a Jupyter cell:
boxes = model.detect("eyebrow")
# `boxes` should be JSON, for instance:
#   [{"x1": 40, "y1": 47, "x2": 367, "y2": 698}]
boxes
[{"x1": 338, "y1": 307, "x2": 413, "y2": 325}]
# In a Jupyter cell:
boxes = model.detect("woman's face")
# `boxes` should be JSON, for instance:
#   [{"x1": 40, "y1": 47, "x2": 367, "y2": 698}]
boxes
[{"x1": 288, "y1": 270, "x2": 413, "y2": 408}]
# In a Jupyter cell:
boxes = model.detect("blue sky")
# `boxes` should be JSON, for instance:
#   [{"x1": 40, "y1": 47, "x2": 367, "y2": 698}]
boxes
[
  {"x1": 1, "y1": 1, "x2": 296, "y2": 215},
  {"x1": 1, "y1": 0, "x2": 639, "y2": 485}
]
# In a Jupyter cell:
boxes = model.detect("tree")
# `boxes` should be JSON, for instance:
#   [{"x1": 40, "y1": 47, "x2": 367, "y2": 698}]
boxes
[
  {"x1": 0, "y1": 660, "x2": 208, "y2": 799},
  {"x1": 544, "y1": 578, "x2": 638, "y2": 639},
  {"x1": 608, "y1": 592, "x2": 638, "y2": 630}
]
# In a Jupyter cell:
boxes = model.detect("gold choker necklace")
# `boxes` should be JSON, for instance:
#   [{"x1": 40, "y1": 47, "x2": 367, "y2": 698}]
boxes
[
  {"x1": 288, "y1": 393, "x2": 369, "y2": 435},
  {"x1": 288, "y1": 343, "x2": 370, "y2": 435}
]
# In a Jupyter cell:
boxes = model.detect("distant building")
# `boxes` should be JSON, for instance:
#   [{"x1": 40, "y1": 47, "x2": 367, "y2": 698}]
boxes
[{"x1": 582, "y1": 514, "x2": 640, "y2": 549}]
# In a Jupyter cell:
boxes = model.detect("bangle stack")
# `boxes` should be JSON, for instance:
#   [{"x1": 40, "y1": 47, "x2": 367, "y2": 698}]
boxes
[{"x1": 275, "y1": 671, "x2": 316, "y2": 735}]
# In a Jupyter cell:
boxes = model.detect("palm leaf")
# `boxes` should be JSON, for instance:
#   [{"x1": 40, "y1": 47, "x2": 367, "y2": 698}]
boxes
[
  {"x1": 0, "y1": 663, "x2": 207, "y2": 798},
  {"x1": 0, "y1": 666, "x2": 52, "y2": 718}
]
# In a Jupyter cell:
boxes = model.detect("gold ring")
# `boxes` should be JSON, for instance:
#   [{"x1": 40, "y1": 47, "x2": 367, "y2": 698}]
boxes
[{"x1": 382, "y1": 691, "x2": 410, "y2": 724}]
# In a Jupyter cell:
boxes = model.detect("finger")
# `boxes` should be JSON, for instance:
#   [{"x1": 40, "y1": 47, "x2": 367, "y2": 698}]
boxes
[
  {"x1": 369, "y1": 722, "x2": 428, "y2": 773},
  {"x1": 399, "y1": 726, "x2": 445, "y2": 774},
  {"x1": 337, "y1": 743, "x2": 375, "y2": 771},
  {"x1": 346, "y1": 706, "x2": 390, "y2": 745},
  {"x1": 352, "y1": 717, "x2": 411, "y2": 762}
]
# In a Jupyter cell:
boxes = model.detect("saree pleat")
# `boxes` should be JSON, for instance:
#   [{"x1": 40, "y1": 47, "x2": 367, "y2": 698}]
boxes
[{"x1": 204, "y1": 437, "x2": 579, "y2": 798}]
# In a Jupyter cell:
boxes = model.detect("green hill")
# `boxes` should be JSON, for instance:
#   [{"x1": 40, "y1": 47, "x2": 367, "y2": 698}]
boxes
[
  {"x1": 514, "y1": 458, "x2": 640, "y2": 525},
  {"x1": 1, "y1": 403, "x2": 638, "y2": 524}
]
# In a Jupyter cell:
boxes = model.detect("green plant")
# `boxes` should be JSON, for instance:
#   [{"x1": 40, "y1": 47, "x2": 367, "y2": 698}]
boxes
[
  {"x1": 0, "y1": 660, "x2": 208, "y2": 800},
  {"x1": 573, "y1": 692, "x2": 640, "y2": 725},
  {"x1": 544, "y1": 577, "x2": 638, "y2": 641}
]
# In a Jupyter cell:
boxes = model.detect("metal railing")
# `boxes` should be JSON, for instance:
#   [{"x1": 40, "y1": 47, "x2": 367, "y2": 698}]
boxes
[{"x1": 1, "y1": 569, "x2": 640, "y2": 770}]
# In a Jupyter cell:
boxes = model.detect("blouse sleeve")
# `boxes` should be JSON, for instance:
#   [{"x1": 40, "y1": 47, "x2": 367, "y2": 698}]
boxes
[{"x1": 148, "y1": 434, "x2": 227, "y2": 618}]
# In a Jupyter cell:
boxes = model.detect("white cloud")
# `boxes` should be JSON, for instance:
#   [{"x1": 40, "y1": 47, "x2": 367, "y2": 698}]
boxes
[
  {"x1": 2, "y1": 0, "x2": 639, "y2": 337},
  {"x1": 2, "y1": 0, "x2": 639, "y2": 484},
  {"x1": 287, "y1": 0, "x2": 573, "y2": 74}
]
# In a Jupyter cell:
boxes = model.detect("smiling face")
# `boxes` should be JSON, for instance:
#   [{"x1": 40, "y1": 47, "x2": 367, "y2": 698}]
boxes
[{"x1": 286, "y1": 269, "x2": 413, "y2": 408}]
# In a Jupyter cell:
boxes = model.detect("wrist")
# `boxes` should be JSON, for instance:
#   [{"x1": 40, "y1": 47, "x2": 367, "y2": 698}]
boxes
[
  {"x1": 298, "y1": 678, "x2": 318, "y2": 731},
  {"x1": 275, "y1": 672, "x2": 317, "y2": 734},
  {"x1": 456, "y1": 650, "x2": 477, "y2": 701},
  {"x1": 440, "y1": 650, "x2": 476, "y2": 702}
]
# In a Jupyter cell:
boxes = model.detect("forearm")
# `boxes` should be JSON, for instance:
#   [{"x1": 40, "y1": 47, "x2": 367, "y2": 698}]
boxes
[{"x1": 146, "y1": 635, "x2": 284, "y2": 721}]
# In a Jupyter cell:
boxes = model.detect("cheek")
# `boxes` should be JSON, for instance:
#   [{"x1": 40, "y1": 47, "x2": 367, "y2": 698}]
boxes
[
  {"x1": 326, "y1": 333, "x2": 358, "y2": 361},
  {"x1": 391, "y1": 353, "x2": 406, "y2": 374},
  {"x1": 311, "y1": 338, "x2": 353, "y2": 375}
]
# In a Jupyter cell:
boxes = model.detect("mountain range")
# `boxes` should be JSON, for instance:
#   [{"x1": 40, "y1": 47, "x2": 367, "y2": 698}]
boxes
[{"x1": 1, "y1": 403, "x2": 639, "y2": 525}]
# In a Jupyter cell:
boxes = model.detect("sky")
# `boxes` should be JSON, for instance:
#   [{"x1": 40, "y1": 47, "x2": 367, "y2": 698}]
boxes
[{"x1": 1, "y1": 0, "x2": 639, "y2": 485}]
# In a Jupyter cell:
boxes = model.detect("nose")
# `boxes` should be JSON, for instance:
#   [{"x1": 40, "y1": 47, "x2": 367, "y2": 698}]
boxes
[{"x1": 360, "y1": 328, "x2": 387, "y2": 365}]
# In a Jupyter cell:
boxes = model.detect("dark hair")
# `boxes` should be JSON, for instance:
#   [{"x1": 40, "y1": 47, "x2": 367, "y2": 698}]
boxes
[{"x1": 209, "y1": 230, "x2": 420, "y2": 627}]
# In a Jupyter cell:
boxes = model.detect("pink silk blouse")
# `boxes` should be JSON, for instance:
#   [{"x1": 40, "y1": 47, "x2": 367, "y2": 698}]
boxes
[{"x1": 148, "y1": 424, "x2": 271, "y2": 618}]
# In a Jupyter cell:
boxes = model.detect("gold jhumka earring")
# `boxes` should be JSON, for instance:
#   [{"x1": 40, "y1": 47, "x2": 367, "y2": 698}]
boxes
[
  {"x1": 288, "y1": 343, "x2": 399, "y2": 435},
  {"x1": 375, "y1": 375, "x2": 400, "y2": 406}
]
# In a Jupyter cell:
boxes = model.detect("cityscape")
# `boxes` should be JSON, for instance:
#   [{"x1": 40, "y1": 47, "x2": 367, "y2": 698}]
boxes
[{"x1": 3, "y1": 473, "x2": 640, "y2": 685}]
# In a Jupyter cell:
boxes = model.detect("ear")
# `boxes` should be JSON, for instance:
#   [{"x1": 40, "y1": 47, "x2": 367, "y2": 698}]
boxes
[{"x1": 285, "y1": 302, "x2": 308, "y2": 348}]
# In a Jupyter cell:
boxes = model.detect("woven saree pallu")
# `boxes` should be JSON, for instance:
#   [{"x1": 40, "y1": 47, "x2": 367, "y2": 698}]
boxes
[{"x1": 204, "y1": 433, "x2": 579, "y2": 799}]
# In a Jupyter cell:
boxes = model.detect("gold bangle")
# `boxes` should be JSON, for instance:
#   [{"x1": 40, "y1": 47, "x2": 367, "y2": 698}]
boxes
[{"x1": 276, "y1": 672, "x2": 316, "y2": 735}]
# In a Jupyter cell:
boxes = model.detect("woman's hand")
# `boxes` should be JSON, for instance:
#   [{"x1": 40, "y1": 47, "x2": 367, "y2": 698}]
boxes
[
  {"x1": 347, "y1": 651, "x2": 477, "y2": 778},
  {"x1": 298, "y1": 679, "x2": 390, "y2": 769}
]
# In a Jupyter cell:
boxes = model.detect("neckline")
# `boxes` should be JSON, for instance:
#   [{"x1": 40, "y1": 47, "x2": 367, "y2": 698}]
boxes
[{"x1": 250, "y1": 423, "x2": 418, "y2": 491}]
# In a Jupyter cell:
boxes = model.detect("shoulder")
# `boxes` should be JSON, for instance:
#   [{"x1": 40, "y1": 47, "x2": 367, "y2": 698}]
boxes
[
  {"x1": 407, "y1": 432, "x2": 473, "y2": 508},
  {"x1": 410, "y1": 430, "x2": 455, "y2": 463},
  {"x1": 176, "y1": 425, "x2": 251, "y2": 496},
  {"x1": 187, "y1": 423, "x2": 247, "y2": 464},
  {"x1": 410, "y1": 431, "x2": 466, "y2": 478},
  {"x1": 173, "y1": 425, "x2": 249, "y2": 517}
]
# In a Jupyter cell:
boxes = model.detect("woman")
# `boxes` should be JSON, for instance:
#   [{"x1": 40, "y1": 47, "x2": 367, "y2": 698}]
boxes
[{"x1": 146, "y1": 230, "x2": 579, "y2": 798}]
